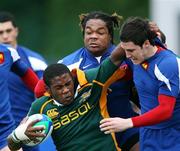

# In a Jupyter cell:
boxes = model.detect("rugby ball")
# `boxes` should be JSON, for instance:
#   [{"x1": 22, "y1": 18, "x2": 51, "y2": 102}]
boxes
[{"x1": 23, "y1": 114, "x2": 53, "y2": 146}]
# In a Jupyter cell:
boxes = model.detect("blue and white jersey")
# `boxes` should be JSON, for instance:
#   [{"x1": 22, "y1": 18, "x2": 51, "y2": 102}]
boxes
[
  {"x1": 58, "y1": 46, "x2": 112, "y2": 70},
  {"x1": 8, "y1": 45, "x2": 47, "y2": 127},
  {"x1": 0, "y1": 44, "x2": 21, "y2": 148},
  {"x1": 134, "y1": 49, "x2": 180, "y2": 129}
]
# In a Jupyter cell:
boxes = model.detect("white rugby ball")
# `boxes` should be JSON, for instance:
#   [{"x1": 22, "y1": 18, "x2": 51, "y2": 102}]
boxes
[{"x1": 23, "y1": 114, "x2": 53, "y2": 146}]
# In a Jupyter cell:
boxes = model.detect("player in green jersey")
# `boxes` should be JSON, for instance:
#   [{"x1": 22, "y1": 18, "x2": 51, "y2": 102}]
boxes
[{"x1": 7, "y1": 44, "x2": 126, "y2": 151}]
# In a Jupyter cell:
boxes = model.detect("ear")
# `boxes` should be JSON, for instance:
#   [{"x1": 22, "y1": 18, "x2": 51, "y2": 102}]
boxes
[
  {"x1": 142, "y1": 40, "x2": 150, "y2": 48},
  {"x1": 15, "y1": 27, "x2": 19, "y2": 36},
  {"x1": 45, "y1": 85, "x2": 51, "y2": 96}
]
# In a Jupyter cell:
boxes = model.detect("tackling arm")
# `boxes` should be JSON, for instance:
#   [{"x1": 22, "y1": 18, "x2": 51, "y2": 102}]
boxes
[{"x1": 11, "y1": 60, "x2": 39, "y2": 92}]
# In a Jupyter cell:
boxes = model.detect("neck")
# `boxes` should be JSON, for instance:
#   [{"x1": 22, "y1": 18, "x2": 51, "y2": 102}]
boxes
[
  {"x1": 11, "y1": 41, "x2": 17, "y2": 49},
  {"x1": 144, "y1": 45, "x2": 158, "y2": 60}
]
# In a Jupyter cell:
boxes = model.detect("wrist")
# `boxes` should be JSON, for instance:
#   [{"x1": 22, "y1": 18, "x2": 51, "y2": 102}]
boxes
[
  {"x1": 127, "y1": 118, "x2": 134, "y2": 128},
  {"x1": 12, "y1": 123, "x2": 30, "y2": 142},
  {"x1": 11, "y1": 131, "x2": 21, "y2": 143},
  {"x1": 7, "y1": 133, "x2": 23, "y2": 151}
]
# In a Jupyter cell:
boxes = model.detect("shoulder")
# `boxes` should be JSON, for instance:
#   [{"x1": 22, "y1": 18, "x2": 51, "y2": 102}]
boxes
[
  {"x1": 31, "y1": 96, "x2": 54, "y2": 113},
  {"x1": 18, "y1": 45, "x2": 46, "y2": 61},
  {"x1": 18, "y1": 45, "x2": 47, "y2": 71},
  {"x1": 58, "y1": 47, "x2": 85, "y2": 65},
  {"x1": 154, "y1": 50, "x2": 179, "y2": 77},
  {"x1": 2, "y1": 44, "x2": 20, "y2": 62},
  {"x1": 157, "y1": 50, "x2": 178, "y2": 68},
  {"x1": 32, "y1": 96, "x2": 49, "y2": 106}
]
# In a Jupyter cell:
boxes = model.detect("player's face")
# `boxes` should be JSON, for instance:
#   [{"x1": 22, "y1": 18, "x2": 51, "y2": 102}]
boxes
[
  {"x1": 0, "y1": 21, "x2": 18, "y2": 48},
  {"x1": 121, "y1": 41, "x2": 145, "y2": 64},
  {"x1": 84, "y1": 19, "x2": 111, "y2": 57},
  {"x1": 48, "y1": 73, "x2": 75, "y2": 105}
]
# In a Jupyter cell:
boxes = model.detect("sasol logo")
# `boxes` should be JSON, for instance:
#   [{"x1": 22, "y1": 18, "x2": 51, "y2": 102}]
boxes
[{"x1": 53, "y1": 102, "x2": 92, "y2": 130}]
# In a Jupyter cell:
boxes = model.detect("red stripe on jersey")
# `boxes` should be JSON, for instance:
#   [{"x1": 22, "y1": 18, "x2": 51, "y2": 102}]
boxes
[
  {"x1": 131, "y1": 94, "x2": 175, "y2": 127},
  {"x1": 21, "y1": 68, "x2": 39, "y2": 92}
]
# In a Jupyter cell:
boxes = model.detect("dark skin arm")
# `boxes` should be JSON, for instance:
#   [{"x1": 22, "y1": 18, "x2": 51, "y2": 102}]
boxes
[
  {"x1": 110, "y1": 43, "x2": 126, "y2": 66},
  {"x1": 149, "y1": 21, "x2": 166, "y2": 44},
  {"x1": 7, "y1": 118, "x2": 45, "y2": 151}
]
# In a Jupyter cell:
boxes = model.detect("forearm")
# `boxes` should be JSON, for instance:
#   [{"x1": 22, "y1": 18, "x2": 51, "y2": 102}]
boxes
[
  {"x1": 110, "y1": 43, "x2": 126, "y2": 66},
  {"x1": 11, "y1": 60, "x2": 39, "y2": 92},
  {"x1": 132, "y1": 94, "x2": 175, "y2": 127},
  {"x1": 21, "y1": 68, "x2": 39, "y2": 92}
]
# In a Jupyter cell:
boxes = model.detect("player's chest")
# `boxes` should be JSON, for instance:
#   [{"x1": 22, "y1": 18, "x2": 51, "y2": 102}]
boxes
[
  {"x1": 133, "y1": 65, "x2": 159, "y2": 93},
  {"x1": 44, "y1": 97, "x2": 95, "y2": 131}
]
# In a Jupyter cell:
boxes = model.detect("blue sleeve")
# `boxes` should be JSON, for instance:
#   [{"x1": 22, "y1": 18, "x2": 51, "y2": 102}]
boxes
[{"x1": 11, "y1": 59, "x2": 28, "y2": 77}]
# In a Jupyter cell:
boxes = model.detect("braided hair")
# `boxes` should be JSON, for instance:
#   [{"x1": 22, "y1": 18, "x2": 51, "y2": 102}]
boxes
[{"x1": 79, "y1": 11, "x2": 123, "y2": 44}]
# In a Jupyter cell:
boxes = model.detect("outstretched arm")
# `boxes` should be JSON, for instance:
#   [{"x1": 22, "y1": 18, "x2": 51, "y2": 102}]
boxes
[
  {"x1": 100, "y1": 94, "x2": 175, "y2": 133},
  {"x1": 11, "y1": 59, "x2": 39, "y2": 92}
]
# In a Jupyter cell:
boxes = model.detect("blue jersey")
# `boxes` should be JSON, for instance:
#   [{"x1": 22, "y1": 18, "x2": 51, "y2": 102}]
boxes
[
  {"x1": 134, "y1": 49, "x2": 180, "y2": 150},
  {"x1": 134, "y1": 49, "x2": 180, "y2": 129},
  {"x1": 58, "y1": 44, "x2": 139, "y2": 148},
  {"x1": 0, "y1": 44, "x2": 27, "y2": 149}
]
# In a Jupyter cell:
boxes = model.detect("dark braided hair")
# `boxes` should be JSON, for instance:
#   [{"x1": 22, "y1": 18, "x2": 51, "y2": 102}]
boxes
[{"x1": 79, "y1": 11, "x2": 123, "y2": 44}]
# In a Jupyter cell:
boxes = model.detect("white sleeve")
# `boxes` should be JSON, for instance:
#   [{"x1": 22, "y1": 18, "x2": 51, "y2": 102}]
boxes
[
  {"x1": 7, "y1": 46, "x2": 20, "y2": 62},
  {"x1": 28, "y1": 56, "x2": 47, "y2": 71}
]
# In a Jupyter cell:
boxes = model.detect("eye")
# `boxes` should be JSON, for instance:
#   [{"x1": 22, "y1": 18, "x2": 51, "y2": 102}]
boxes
[
  {"x1": 98, "y1": 31, "x2": 105, "y2": 35},
  {"x1": 65, "y1": 81, "x2": 72, "y2": 87},
  {"x1": 85, "y1": 30, "x2": 92, "y2": 35},
  {"x1": 6, "y1": 29, "x2": 12, "y2": 33},
  {"x1": 126, "y1": 49, "x2": 135, "y2": 53}
]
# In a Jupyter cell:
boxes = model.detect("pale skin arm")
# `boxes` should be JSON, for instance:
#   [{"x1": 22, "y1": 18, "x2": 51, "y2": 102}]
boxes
[{"x1": 99, "y1": 117, "x2": 133, "y2": 134}]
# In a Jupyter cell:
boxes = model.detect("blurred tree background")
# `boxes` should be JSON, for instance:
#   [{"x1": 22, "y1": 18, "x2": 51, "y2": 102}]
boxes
[{"x1": 0, "y1": 0, "x2": 149, "y2": 63}]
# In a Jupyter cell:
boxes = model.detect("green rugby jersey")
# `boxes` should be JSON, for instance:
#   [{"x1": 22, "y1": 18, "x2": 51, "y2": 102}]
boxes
[{"x1": 28, "y1": 58, "x2": 125, "y2": 151}]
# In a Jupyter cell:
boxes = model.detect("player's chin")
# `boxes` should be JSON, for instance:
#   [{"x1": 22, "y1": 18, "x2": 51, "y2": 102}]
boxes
[
  {"x1": 131, "y1": 59, "x2": 141, "y2": 64},
  {"x1": 63, "y1": 97, "x2": 74, "y2": 105}
]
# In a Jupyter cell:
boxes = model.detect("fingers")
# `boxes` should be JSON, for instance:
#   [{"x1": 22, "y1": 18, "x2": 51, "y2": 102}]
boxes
[
  {"x1": 149, "y1": 21, "x2": 159, "y2": 31},
  {"x1": 20, "y1": 116, "x2": 28, "y2": 124},
  {"x1": 28, "y1": 119, "x2": 42, "y2": 127},
  {"x1": 99, "y1": 118, "x2": 114, "y2": 134},
  {"x1": 25, "y1": 120, "x2": 46, "y2": 141},
  {"x1": 25, "y1": 127, "x2": 46, "y2": 142}
]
